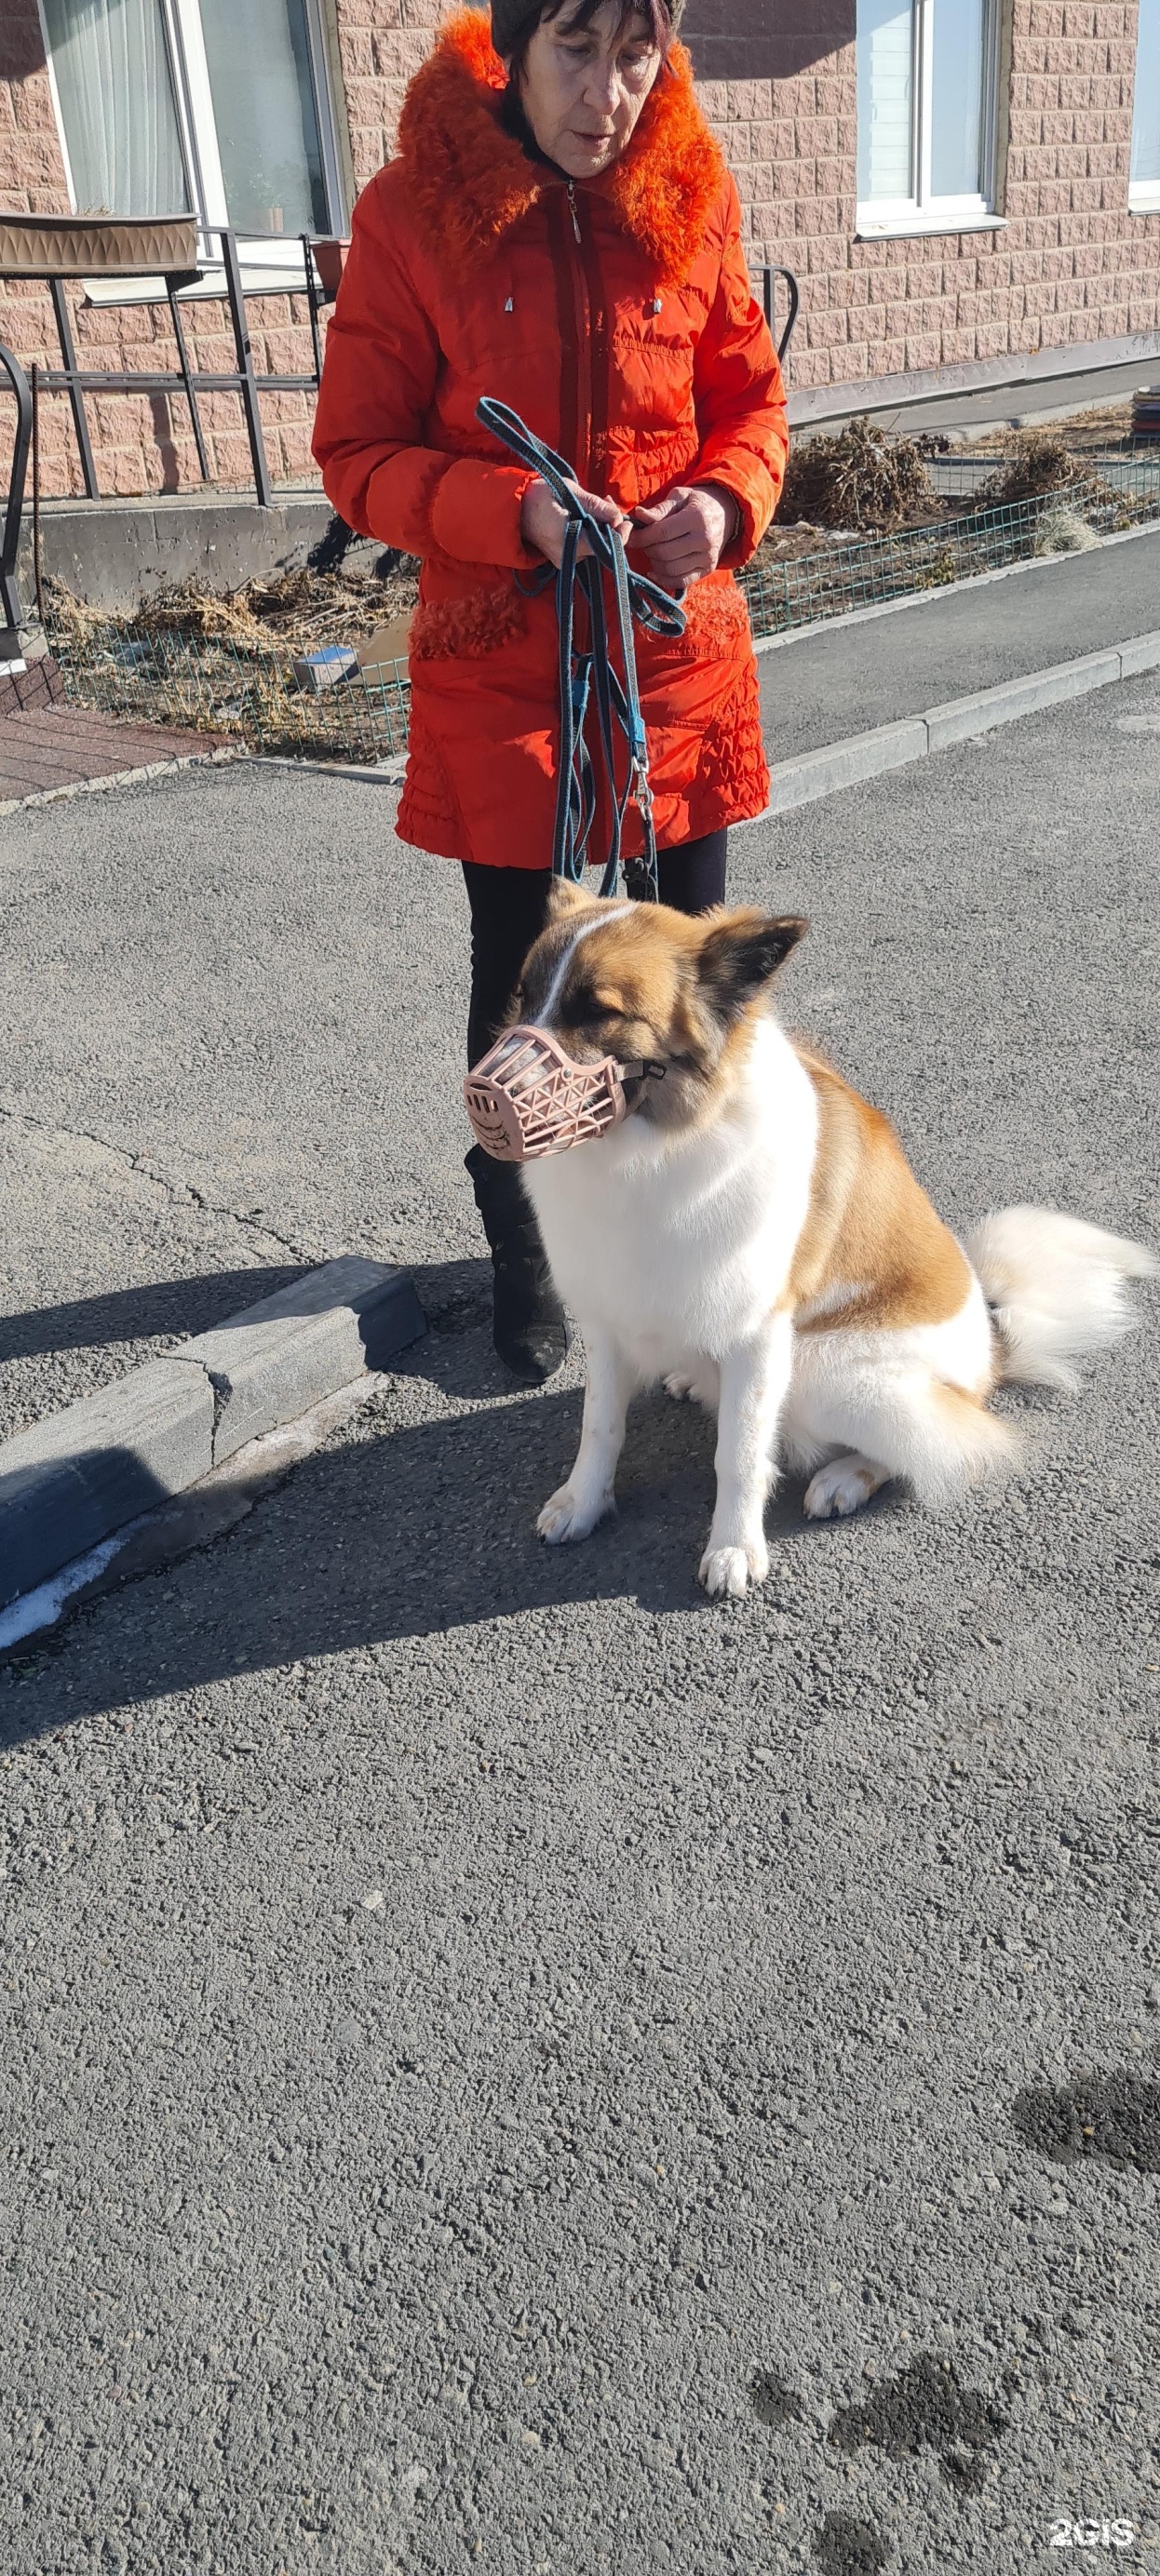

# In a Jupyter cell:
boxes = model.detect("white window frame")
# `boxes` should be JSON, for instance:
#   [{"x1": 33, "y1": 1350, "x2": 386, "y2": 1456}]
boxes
[
  {"x1": 857, "y1": 0, "x2": 1006, "y2": 238},
  {"x1": 37, "y1": 0, "x2": 345, "y2": 301},
  {"x1": 1129, "y1": 0, "x2": 1160, "y2": 210}
]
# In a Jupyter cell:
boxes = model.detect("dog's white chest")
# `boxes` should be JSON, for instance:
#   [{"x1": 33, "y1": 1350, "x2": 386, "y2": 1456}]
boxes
[{"x1": 525, "y1": 1020, "x2": 817, "y2": 1373}]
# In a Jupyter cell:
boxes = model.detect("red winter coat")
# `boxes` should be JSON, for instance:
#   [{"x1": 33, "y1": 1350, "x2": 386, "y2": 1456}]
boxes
[{"x1": 312, "y1": 9, "x2": 788, "y2": 870}]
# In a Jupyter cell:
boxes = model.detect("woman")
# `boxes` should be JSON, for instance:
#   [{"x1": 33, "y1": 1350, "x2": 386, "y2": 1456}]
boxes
[{"x1": 313, "y1": 0, "x2": 789, "y2": 1382}]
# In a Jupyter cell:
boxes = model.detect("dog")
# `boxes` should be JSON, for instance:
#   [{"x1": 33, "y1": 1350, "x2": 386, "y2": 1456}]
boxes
[{"x1": 511, "y1": 879, "x2": 1154, "y2": 1597}]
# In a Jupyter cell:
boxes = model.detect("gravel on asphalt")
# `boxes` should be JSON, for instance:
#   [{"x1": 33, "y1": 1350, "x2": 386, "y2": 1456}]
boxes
[{"x1": 0, "y1": 668, "x2": 1157, "y2": 2576}]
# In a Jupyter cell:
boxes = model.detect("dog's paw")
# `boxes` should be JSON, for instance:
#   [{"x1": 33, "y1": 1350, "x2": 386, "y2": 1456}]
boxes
[
  {"x1": 698, "y1": 1536, "x2": 769, "y2": 1598},
  {"x1": 664, "y1": 1366, "x2": 719, "y2": 1410},
  {"x1": 537, "y1": 1483, "x2": 613, "y2": 1545},
  {"x1": 803, "y1": 1454, "x2": 886, "y2": 1520}
]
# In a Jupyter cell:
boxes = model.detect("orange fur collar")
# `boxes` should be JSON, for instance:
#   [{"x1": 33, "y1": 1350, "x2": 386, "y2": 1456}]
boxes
[{"x1": 396, "y1": 8, "x2": 725, "y2": 284}]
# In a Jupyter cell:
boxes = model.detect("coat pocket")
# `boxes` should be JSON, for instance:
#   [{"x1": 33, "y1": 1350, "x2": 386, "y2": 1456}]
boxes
[{"x1": 641, "y1": 573, "x2": 751, "y2": 665}]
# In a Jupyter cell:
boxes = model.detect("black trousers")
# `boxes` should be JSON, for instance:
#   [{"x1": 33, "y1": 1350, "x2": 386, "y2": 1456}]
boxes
[{"x1": 462, "y1": 829, "x2": 728, "y2": 1068}]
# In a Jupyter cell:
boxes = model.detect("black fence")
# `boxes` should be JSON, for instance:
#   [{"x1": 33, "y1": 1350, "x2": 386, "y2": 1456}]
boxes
[
  {"x1": 0, "y1": 226, "x2": 335, "y2": 651},
  {"x1": 28, "y1": 227, "x2": 334, "y2": 509}
]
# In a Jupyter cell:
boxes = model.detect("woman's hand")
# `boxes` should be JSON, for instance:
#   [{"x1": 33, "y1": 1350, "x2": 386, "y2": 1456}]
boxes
[
  {"x1": 629, "y1": 482, "x2": 740, "y2": 589},
  {"x1": 520, "y1": 475, "x2": 633, "y2": 568}
]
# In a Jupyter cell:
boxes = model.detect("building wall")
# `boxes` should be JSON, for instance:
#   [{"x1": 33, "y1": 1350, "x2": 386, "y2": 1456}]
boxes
[
  {"x1": 1, "y1": 0, "x2": 1158, "y2": 503},
  {"x1": 696, "y1": 0, "x2": 1160, "y2": 396}
]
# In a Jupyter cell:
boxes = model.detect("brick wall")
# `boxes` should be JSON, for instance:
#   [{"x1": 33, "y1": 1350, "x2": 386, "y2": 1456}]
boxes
[
  {"x1": 333, "y1": 0, "x2": 448, "y2": 188},
  {"x1": 699, "y1": 0, "x2": 1160, "y2": 393},
  {"x1": 2, "y1": 0, "x2": 1158, "y2": 503}
]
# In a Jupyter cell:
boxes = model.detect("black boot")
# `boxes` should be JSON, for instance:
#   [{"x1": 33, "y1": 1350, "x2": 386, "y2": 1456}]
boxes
[{"x1": 465, "y1": 1144, "x2": 569, "y2": 1384}]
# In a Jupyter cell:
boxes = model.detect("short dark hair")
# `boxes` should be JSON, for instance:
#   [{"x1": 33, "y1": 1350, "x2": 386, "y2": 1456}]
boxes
[{"x1": 506, "y1": 0, "x2": 673, "y2": 81}]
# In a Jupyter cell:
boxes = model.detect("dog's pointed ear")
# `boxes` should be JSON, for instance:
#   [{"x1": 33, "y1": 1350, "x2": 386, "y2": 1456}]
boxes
[
  {"x1": 697, "y1": 911, "x2": 807, "y2": 1020},
  {"x1": 547, "y1": 876, "x2": 598, "y2": 924}
]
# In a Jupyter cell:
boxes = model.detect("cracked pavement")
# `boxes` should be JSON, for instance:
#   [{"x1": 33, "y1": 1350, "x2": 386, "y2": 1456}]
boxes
[
  {"x1": 0, "y1": 663, "x2": 1158, "y2": 2575},
  {"x1": 0, "y1": 1103, "x2": 307, "y2": 1440}
]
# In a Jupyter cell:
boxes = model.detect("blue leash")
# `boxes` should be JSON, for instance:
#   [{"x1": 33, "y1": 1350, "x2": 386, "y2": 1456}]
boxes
[{"x1": 477, "y1": 396, "x2": 685, "y2": 902}]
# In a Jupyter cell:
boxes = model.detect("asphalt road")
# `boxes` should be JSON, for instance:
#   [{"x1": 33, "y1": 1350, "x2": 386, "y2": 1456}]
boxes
[
  {"x1": 1, "y1": 661, "x2": 1158, "y2": 2575},
  {"x1": 756, "y1": 524, "x2": 1160, "y2": 759}
]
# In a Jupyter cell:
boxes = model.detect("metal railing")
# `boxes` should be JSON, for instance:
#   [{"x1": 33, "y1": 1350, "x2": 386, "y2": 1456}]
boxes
[
  {"x1": 16, "y1": 227, "x2": 330, "y2": 509},
  {"x1": 927, "y1": 450, "x2": 1160, "y2": 500},
  {"x1": 0, "y1": 227, "x2": 334, "y2": 649},
  {"x1": 760, "y1": 266, "x2": 800, "y2": 368},
  {"x1": 738, "y1": 475, "x2": 1160, "y2": 634},
  {"x1": 0, "y1": 340, "x2": 31, "y2": 642}
]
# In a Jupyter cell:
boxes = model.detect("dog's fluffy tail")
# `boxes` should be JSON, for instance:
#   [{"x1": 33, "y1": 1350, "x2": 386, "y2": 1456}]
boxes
[{"x1": 966, "y1": 1205, "x2": 1156, "y2": 1392}]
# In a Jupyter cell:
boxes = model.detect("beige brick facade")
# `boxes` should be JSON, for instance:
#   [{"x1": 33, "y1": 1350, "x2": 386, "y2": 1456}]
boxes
[
  {"x1": 1, "y1": 0, "x2": 1157, "y2": 500},
  {"x1": 710, "y1": 0, "x2": 1160, "y2": 396}
]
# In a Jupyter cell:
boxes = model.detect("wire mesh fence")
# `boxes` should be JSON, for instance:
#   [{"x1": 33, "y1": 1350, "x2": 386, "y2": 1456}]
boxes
[
  {"x1": 46, "y1": 468, "x2": 1160, "y2": 766},
  {"x1": 739, "y1": 478, "x2": 1160, "y2": 637},
  {"x1": 47, "y1": 620, "x2": 411, "y2": 763},
  {"x1": 926, "y1": 450, "x2": 1160, "y2": 501}
]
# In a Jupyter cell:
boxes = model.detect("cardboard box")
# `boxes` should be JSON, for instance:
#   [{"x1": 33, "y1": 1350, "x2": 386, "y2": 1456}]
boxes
[{"x1": 356, "y1": 616, "x2": 411, "y2": 680}]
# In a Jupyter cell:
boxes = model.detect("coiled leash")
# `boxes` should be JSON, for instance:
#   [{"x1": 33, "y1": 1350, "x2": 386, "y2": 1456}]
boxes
[{"x1": 477, "y1": 396, "x2": 685, "y2": 902}]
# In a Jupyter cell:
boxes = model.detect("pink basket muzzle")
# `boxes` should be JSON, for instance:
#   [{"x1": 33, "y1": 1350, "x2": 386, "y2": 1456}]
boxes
[{"x1": 464, "y1": 1024, "x2": 630, "y2": 1162}]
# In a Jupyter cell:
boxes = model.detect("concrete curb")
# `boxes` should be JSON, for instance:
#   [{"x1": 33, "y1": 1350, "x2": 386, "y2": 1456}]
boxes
[
  {"x1": 751, "y1": 629, "x2": 1160, "y2": 822},
  {"x1": 1, "y1": 1359, "x2": 216, "y2": 1613},
  {"x1": 250, "y1": 754, "x2": 408, "y2": 786},
  {"x1": 765, "y1": 718, "x2": 928, "y2": 812},
  {"x1": 0, "y1": 1368, "x2": 387, "y2": 1657},
  {"x1": 184, "y1": 1256, "x2": 423, "y2": 1463},
  {"x1": 0, "y1": 1254, "x2": 425, "y2": 1609}
]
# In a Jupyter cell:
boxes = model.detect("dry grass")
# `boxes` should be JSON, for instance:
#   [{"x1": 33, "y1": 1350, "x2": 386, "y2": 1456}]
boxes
[
  {"x1": 963, "y1": 401, "x2": 1135, "y2": 455},
  {"x1": 749, "y1": 518, "x2": 857, "y2": 569},
  {"x1": 45, "y1": 545, "x2": 421, "y2": 659},
  {"x1": 227, "y1": 557, "x2": 420, "y2": 647},
  {"x1": 973, "y1": 431, "x2": 1137, "y2": 527},
  {"x1": 43, "y1": 549, "x2": 416, "y2": 763},
  {"x1": 776, "y1": 416, "x2": 946, "y2": 532},
  {"x1": 1032, "y1": 503, "x2": 1100, "y2": 557},
  {"x1": 973, "y1": 429, "x2": 1075, "y2": 505}
]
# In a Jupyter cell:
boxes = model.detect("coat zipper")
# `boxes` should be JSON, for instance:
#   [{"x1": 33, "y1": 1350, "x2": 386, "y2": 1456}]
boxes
[
  {"x1": 549, "y1": 187, "x2": 610, "y2": 498},
  {"x1": 577, "y1": 206, "x2": 610, "y2": 492},
  {"x1": 569, "y1": 183, "x2": 613, "y2": 494},
  {"x1": 551, "y1": 182, "x2": 593, "y2": 487}
]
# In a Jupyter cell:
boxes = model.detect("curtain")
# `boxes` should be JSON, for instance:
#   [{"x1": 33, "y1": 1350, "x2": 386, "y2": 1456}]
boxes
[
  {"x1": 857, "y1": 0, "x2": 915, "y2": 203},
  {"x1": 42, "y1": 0, "x2": 190, "y2": 219},
  {"x1": 930, "y1": 0, "x2": 987, "y2": 197},
  {"x1": 198, "y1": 0, "x2": 329, "y2": 236}
]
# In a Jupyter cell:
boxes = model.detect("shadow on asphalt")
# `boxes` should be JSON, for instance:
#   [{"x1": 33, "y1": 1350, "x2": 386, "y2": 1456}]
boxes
[
  {"x1": 0, "y1": 1265, "x2": 309, "y2": 1363},
  {"x1": 1, "y1": 1333, "x2": 849, "y2": 1735}
]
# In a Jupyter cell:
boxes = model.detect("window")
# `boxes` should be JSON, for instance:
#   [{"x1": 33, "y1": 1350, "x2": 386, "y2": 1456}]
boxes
[
  {"x1": 857, "y1": 0, "x2": 1002, "y2": 234},
  {"x1": 1131, "y1": 0, "x2": 1160, "y2": 208},
  {"x1": 40, "y1": 0, "x2": 343, "y2": 272}
]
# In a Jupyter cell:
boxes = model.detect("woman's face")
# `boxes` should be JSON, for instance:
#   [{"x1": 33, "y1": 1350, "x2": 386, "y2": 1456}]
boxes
[{"x1": 515, "y1": 2, "x2": 663, "y2": 179}]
